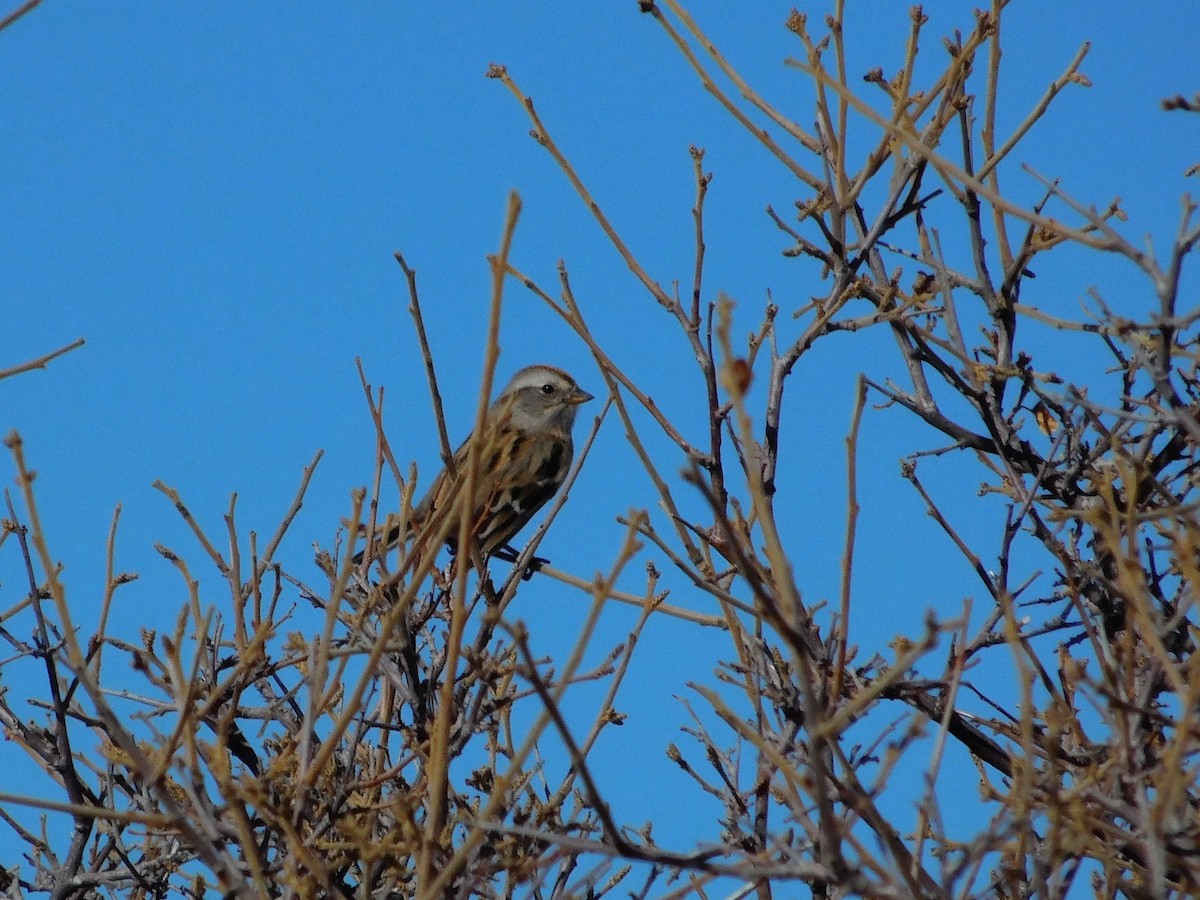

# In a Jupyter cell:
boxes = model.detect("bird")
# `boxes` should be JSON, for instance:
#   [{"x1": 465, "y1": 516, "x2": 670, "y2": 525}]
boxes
[{"x1": 355, "y1": 364, "x2": 594, "y2": 565}]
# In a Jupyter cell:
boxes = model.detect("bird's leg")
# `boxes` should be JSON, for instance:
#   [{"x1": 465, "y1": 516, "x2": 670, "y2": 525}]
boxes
[{"x1": 493, "y1": 545, "x2": 549, "y2": 581}]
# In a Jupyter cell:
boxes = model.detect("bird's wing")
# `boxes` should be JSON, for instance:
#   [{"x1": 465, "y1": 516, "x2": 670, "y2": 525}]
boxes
[
  {"x1": 359, "y1": 422, "x2": 572, "y2": 560},
  {"x1": 473, "y1": 431, "x2": 572, "y2": 554},
  {"x1": 427, "y1": 426, "x2": 571, "y2": 555}
]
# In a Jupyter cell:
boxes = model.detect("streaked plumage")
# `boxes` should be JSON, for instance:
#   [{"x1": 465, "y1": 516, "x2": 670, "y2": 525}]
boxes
[{"x1": 357, "y1": 364, "x2": 593, "y2": 563}]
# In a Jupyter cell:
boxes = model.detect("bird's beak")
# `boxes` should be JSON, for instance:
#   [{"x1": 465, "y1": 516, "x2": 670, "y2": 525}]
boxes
[{"x1": 568, "y1": 388, "x2": 595, "y2": 406}]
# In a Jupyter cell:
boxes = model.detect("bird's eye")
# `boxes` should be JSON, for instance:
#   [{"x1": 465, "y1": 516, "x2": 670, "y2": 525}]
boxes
[{"x1": 540, "y1": 383, "x2": 556, "y2": 395}]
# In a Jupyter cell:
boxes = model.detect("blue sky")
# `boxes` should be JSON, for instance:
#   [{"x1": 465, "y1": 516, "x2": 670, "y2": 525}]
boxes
[{"x1": 3, "y1": 1, "x2": 1198, "y2": 889}]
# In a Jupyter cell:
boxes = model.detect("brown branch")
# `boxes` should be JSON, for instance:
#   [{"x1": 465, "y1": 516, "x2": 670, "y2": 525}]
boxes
[{"x1": 0, "y1": 337, "x2": 85, "y2": 382}]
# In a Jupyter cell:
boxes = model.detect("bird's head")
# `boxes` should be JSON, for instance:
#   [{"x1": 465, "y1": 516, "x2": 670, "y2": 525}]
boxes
[{"x1": 496, "y1": 364, "x2": 594, "y2": 432}]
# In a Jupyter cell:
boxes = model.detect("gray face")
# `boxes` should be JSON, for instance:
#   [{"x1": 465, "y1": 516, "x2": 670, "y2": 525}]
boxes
[{"x1": 494, "y1": 365, "x2": 594, "y2": 433}]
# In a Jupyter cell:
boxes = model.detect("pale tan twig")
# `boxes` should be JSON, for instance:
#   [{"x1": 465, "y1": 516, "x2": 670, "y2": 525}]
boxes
[{"x1": 0, "y1": 337, "x2": 85, "y2": 382}]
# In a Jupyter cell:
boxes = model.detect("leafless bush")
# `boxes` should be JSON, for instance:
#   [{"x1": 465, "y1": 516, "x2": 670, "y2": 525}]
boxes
[{"x1": 3, "y1": 2, "x2": 1199, "y2": 898}]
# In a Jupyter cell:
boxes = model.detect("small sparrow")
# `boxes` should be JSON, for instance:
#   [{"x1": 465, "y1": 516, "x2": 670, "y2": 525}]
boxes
[{"x1": 357, "y1": 364, "x2": 594, "y2": 563}]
